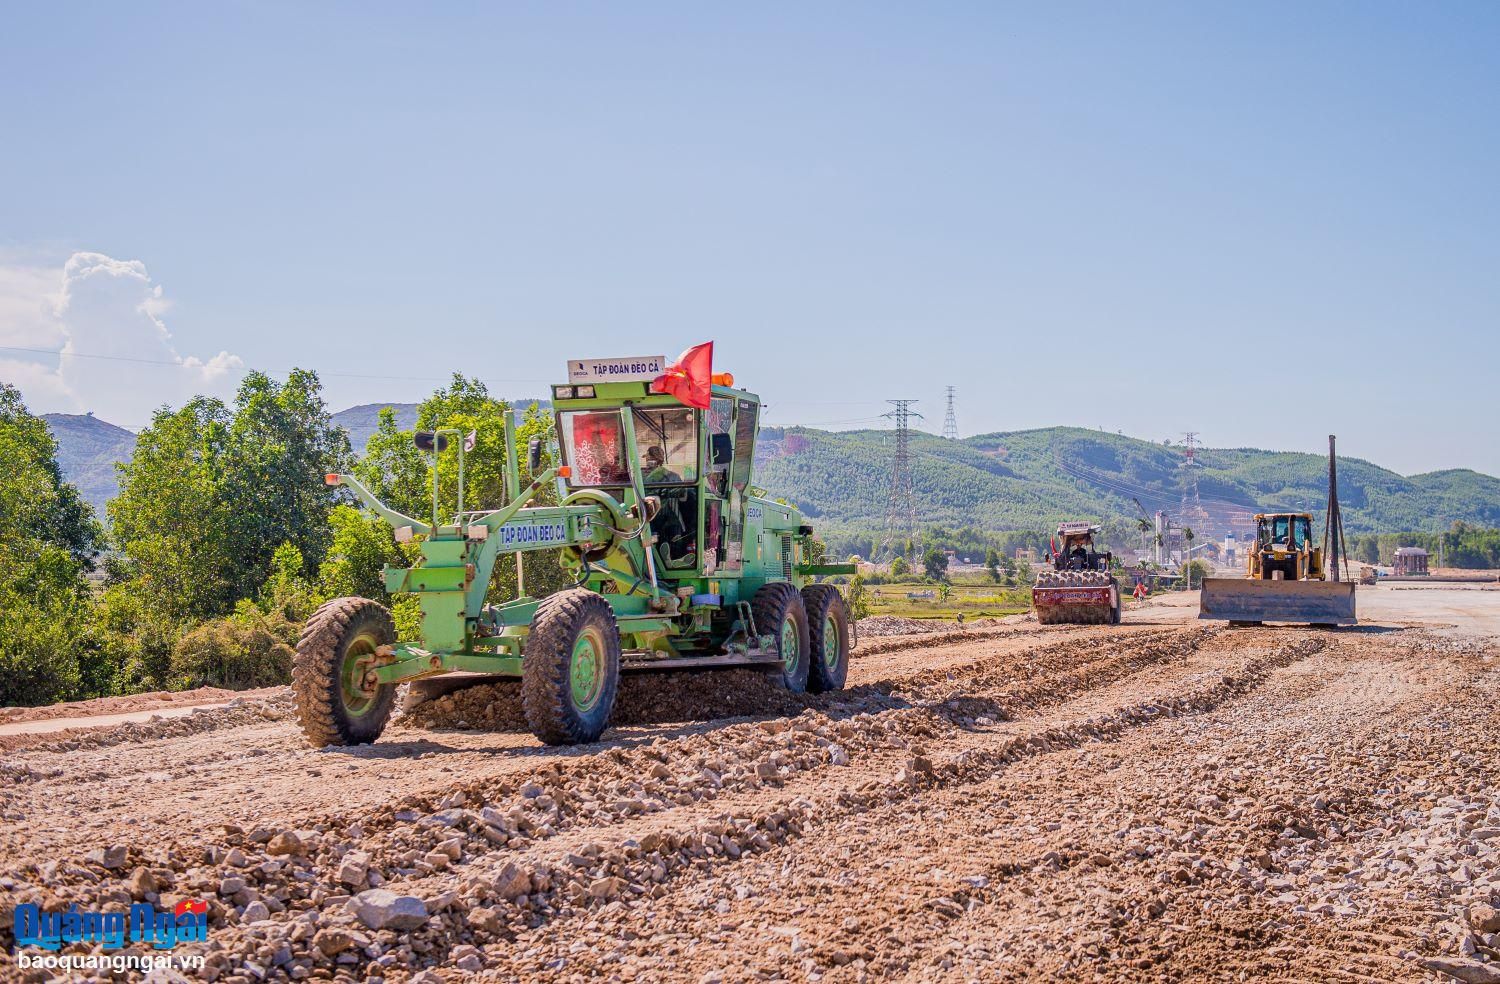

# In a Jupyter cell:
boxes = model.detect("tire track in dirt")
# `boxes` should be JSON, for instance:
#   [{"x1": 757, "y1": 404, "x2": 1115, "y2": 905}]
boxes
[{"x1": 0, "y1": 626, "x2": 1314, "y2": 981}]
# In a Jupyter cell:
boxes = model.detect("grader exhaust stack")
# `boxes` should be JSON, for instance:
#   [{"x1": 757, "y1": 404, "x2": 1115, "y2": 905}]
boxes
[{"x1": 1199, "y1": 435, "x2": 1357, "y2": 627}]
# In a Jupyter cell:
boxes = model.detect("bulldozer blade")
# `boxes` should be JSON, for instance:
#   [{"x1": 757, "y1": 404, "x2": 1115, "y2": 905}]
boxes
[{"x1": 1199, "y1": 578, "x2": 1357, "y2": 626}]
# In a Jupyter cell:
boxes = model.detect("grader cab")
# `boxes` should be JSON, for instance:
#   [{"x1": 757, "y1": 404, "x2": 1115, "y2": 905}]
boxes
[{"x1": 294, "y1": 349, "x2": 854, "y2": 747}]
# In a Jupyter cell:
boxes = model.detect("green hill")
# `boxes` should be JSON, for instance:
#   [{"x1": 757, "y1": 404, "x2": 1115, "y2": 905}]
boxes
[{"x1": 754, "y1": 425, "x2": 1500, "y2": 541}]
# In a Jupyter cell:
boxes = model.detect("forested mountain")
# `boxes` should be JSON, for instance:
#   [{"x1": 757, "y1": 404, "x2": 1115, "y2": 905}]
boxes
[{"x1": 754, "y1": 425, "x2": 1500, "y2": 540}]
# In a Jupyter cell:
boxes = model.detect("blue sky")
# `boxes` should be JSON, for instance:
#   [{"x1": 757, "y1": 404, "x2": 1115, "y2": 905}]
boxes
[{"x1": 1, "y1": 2, "x2": 1496, "y2": 475}]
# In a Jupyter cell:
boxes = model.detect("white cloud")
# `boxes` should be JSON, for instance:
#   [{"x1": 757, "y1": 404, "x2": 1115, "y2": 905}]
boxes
[{"x1": 0, "y1": 251, "x2": 243, "y2": 425}]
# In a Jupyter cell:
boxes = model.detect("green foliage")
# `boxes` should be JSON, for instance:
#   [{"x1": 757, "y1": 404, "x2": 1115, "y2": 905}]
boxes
[
  {"x1": 353, "y1": 382, "x2": 569, "y2": 604},
  {"x1": 1346, "y1": 522, "x2": 1500, "y2": 569},
  {"x1": 315, "y1": 505, "x2": 406, "y2": 602},
  {"x1": 888, "y1": 556, "x2": 910, "y2": 579},
  {"x1": 0, "y1": 384, "x2": 106, "y2": 706},
  {"x1": 92, "y1": 570, "x2": 186, "y2": 694},
  {"x1": 844, "y1": 575, "x2": 872, "y2": 621},
  {"x1": 354, "y1": 407, "x2": 429, "y2": 520},
  {"x1": 109, "y1": 370, "x2": 349, "y2": 624},
  {"x1": 260, "y1": 543, "x2": 318, "y2": 621},
  {"x1": 984, "y1": 548, "x2": 1000, "y2": 583},
  {"x1": 922, "y1": 546, "x2": 949, "y2": 581},
  {"x1": 170, "y1": 601, "x2": 298, "y2": 690}
]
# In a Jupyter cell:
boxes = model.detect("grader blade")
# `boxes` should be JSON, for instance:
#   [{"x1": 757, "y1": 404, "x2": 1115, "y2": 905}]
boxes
[{"x1": 1199, "y1": 578, "x2": 1357, "y2": 626}]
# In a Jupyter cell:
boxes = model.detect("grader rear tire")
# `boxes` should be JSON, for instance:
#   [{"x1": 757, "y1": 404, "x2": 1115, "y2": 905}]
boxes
[
  {"x1": 521, "y1": 589, "x2": 621, "y2": 746},
  {"x1": 293, "y1": 597, "x2": 397, "y2": 747},
  {"x1": 753, "y1": 583, "x2": 811, "y2": 693},
  {"x1": 802, "y1": 584, "x2": 849, "y2": 693}
]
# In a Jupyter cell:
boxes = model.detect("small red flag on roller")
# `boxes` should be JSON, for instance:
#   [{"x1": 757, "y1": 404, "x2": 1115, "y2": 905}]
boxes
[{"x1": 651, "y1": 341, "x2": 714, "y2": 409}]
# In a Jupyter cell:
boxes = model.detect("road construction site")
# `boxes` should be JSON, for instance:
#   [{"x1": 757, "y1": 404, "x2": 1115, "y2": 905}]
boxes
[{"x1": 1, "y1": 585, "x2": 1497, "y2": 982}]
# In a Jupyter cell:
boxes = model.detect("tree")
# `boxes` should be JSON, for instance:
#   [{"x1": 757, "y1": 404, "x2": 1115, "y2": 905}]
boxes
[
  {"x1": 0, "y1": 384, "x2": 107, "y2": 705},
  {"x1": 110, "y1": 370, "x2": 349, "y2": 624},
  {"x1": 984, "y1": 548, "x2": 1001, "y2": 584},
  {"x1": 889, "y1": 556, "x2": 910, "y2": 579},
  {"x1": 315, "y1": 505, "x2": 407, "y2": 603},
  {"x1": 922, "y1": 546, "x2": 949, "y2": 582},
  {"x1": 103, "y1": 371, "x2": 348, "y2": 690},
  {"x1": 355, "y1": 382, "x2": 569, "y2": 604},
  {"x1": 844, "y1": 575, "x2": 872, "y2": 621},
  {"x1": 354, "y1": 407, "x2": 429, "y2": 520}
]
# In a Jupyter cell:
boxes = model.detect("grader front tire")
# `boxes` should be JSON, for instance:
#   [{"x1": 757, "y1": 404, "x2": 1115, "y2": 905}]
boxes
[
  {"x1": 521, "y1": 589, "x2": 622, "y2": 746},
  {"x1": 292, "y1": 597, "x2": 397, "y2": 747}
]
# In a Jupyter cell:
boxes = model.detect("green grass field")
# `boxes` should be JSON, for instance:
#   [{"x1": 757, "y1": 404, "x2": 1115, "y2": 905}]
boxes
[{"x1": 865, "y1": 579, "x2": 1033, "y2": 620}]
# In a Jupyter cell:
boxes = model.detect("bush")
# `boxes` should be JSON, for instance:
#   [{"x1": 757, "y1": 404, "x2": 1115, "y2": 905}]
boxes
[
  {"x1": 0, "y1": 545, "x2": 103, "y2": 706},
  {"x1": 95, "y1": 581, "x2": 182, "y2": 694},
  {"x1": 170, "y1": 603, "x2": 298, "y2": 690},
  {"x1": 844, "y1": 575, "x2": 872, "y2": 621}
]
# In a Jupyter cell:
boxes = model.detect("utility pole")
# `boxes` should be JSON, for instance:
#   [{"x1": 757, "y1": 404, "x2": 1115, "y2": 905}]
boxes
[
  {"x1": 1324, "y1": 434, "x2": 1349, "y2": 582},
  {"x1": 941, "y1": 386, "x2": 959, "y2": 441},
  {"x1": 883, "y1": 400, "x2": 922, "y2": 548}
]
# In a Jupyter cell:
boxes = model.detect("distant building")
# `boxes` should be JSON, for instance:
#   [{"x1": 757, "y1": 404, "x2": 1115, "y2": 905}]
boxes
[
  {"x1": 1015, "y1": 547, "x2": 1037, "y2": 562},
  {"x1": 1392, "y1": 547, "x2": 1429, "y2": 576}
]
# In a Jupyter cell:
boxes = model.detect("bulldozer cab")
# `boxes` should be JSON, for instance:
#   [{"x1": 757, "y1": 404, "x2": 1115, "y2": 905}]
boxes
[
  {"x1": 554, "y1": 383, "x2": 760, "y2": 577},
  {"x1": 1257, "y1": 513, "x2": 1312, "y2": 552}
]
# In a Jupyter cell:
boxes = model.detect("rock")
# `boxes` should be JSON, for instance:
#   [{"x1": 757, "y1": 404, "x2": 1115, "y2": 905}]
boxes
[
  {"x1": 828, "y1": 744, "x2": 849, "y2": 767},
  {"x1": 1421, "y1": 957, "x2": 1500, "y2": 984},
  {"x1": 423, "y1": 851, "x2": 450, "y2": 871},
  {"x1": 226, "y1": 848, "x2": 248, "y2": 867},
  {"x1": 267, "y1": 832, "x2": 305, "y2": 857},
  {"x1": 88, "y1": 846, "x2": 128, "y2": 870},
  {"x1": 242, "y1": 900, "x2": 271, "y2": 922},
  {"x1": 588, "y1": 876, "x2": 626, "y2": 900},
  {"x1": 349, "y1": 889, "x2": 430, "y2": 931},
  {"x1": 1471, "y1": 904, "x2": 1500, "y2": 934},
  {"x1": 493, "y1": 863, "x2": 531, "y2": 900},
  {"x1": 520, "y1": 782, "x2": 544, "y2": 798},
  {"x1": 468, "y1": 907, "x2": 503, "y2": 933},
  {"x1": 126, "y1": 867, "x2": 157, "y2": 899},
  {"x1": 313, "y1": 928, "x2": 354, "y2": 956},
  {"x1": 337, "y1": 852, "x2": 370, "y2": 889}
]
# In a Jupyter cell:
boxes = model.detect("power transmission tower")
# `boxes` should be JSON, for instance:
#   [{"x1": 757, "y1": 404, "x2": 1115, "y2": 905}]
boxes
[
  {"x1": 883, "y1": 399, "x2": 923, "y2": 546},
  {"x1": 1179, "y1": 430, "x2": 1203, "y2": 519},
  {"x1": 941, "y1": 386, "x2": 959, "y2": 440}
]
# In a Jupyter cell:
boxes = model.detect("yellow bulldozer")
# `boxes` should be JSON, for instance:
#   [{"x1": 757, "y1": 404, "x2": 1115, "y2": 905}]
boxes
[{"x1": 1199, "y1": 512, "x2": 1357, "y2": 626}]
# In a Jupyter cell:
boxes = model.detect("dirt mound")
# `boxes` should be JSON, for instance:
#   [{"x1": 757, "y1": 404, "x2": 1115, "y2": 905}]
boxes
[
  {"x1": 0, "y1": 690, "x2": 294, "y2": 754},
  {"x1": 404, "y1": 669, "x2": 810, "y2": 733},
  {"x1": 0, "y1": 685, "x2": 280, "y2": 725}
]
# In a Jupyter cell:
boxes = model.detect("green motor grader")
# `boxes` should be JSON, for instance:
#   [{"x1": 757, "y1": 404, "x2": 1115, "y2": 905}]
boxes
[{"x1": 294, "y1": 363, "x2": 854, "y2": 747}]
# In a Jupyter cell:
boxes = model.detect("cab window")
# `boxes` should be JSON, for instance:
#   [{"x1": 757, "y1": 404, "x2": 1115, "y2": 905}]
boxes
[
  {"x1": 560, "y1": 411, "x2": 630, "y2": 486},
  {"x1": 634, "y1": 408, "x2": 696, "y2": 485}
]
